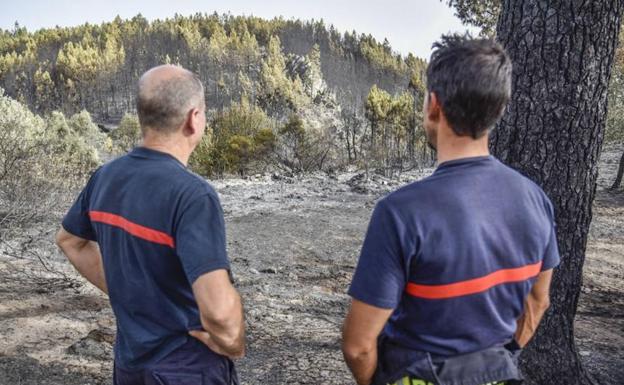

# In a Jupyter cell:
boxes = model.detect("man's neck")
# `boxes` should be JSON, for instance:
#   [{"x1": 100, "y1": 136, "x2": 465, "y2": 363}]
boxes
[
  {"x1": 435, "y1": 133, "x2": 490, "y2": 165},
  {"x1": 141, "y1": 136, "x2": 191, "y2": 166}
]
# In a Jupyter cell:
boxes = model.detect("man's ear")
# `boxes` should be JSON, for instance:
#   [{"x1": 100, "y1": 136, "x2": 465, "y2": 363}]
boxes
[
  {"x1": 426, "y1": 92, "x2": 442, "y2": 123},
  {"x1": 183, "y1": 107, "x2": 201, "y2": 137}
]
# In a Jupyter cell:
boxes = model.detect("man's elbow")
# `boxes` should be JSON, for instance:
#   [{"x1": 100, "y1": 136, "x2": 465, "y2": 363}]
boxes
[
  {"x1": 55, "y1": 228, "x2": 90, "y2": 264},
  {"x1": 342, "y1": 339, "x2": 375, "y2": 365},
  {"x1": 531, "y1": 292, "x2": 551, "y2": 312},
  {"x1": 55, "y1": 228, "x2": 71, "y2": 253},
  {"x1": 200, "y1": 313, "x2": 245, "y2": 357},
  {"x1": 537, "y1": 297, "x2": 550, "y2": 311},
  {"x1": 200, "y1": 305, "x2": 240, "y2": 332},
  {"x1": 55, "y1": 229, "x2": 64, "y2": 247},
  {"x1": 214, "y1": 327, "x2": 245, "y2": 358}
]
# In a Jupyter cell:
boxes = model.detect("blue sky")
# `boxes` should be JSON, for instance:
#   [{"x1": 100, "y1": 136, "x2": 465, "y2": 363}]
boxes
[{"x1": 1, "y1": 0, "x2": 478, "y2": 59}]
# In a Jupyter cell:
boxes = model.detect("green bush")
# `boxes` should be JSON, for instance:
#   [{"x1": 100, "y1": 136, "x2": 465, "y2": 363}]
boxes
[
  {"x1": 226, "y1": 135, "x2": 254, "y2": 176},
  {"x1": 0, "y1": 90, "x2": 101, "y2": 238},
  {"x1": 65, "y1": 109, "x2": 112, "y2": 158},
  {"x1": 110, "y1": 113, "x2": 141, "y2": 153},
  {"x1": 190, "y1": 98, "x2": 277, "y2": 177},
  {"x1": 254, "y1": 127, "x2": 277, "y2": 158}
]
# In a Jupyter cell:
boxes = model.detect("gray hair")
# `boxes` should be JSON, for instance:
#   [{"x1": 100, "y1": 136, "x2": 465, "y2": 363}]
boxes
[{"x1": 136, "y1": 67, "x2": 204, "y2": 134}]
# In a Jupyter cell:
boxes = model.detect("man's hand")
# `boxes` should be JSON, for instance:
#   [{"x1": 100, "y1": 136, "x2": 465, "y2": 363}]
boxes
[
  {"x1": 342, "y1": 299, "x2": 394, "y2": 385},
  {"x1": 56, "y1": 227, "x2": 108, "y2": 294},
  {"x1": 189, "y1": 329, "x2": 237, "y2": 358},
  {"x1": 191, "y1": 269, "x2": 245, "y2": 358}
]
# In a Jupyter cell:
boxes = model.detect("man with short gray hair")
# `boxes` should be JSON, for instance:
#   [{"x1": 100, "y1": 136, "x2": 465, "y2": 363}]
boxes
[{"x1": 56, "y1": 65, "x2": 244, "y2": 385}]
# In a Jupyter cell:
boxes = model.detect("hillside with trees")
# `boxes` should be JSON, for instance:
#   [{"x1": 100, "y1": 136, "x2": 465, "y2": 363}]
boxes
[{"x1": 0, "y1": 13, "x2": 428, "y2": 176}]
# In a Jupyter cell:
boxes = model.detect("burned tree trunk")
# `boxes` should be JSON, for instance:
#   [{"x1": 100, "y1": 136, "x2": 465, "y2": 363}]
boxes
[
  {"x1": 611, "y1": 149, "x2": 624, "y2": 190},
  {"x1": 492, "y1": 1, "x2": 624, "y2": 383}
]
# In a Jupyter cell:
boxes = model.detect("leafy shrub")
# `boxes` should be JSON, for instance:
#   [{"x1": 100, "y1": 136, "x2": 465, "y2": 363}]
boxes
[
  {"x1": 0, "y1": 90, "x2": 100, "y2": 239},
  {"x1": 190, "y1": 98, "x2": 277, "y2": 177},
  {"x1": 110, "y1": 113, "x2": 141, "y2": 153}
]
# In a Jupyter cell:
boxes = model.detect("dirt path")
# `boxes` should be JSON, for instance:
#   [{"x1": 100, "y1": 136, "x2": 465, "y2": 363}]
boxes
[
  {"x1": 575, "y1": 144, "x2": 624, "y2": 384},
  {"x1": 0, "y1": 149, "x2": 621, "y2": 384}
]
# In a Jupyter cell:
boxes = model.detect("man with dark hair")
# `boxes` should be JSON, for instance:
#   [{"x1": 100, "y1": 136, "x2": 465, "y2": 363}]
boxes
[
  {"x1": 342, "y1": 34, "x2": 559, "y2": 385},
  {"x1": 56, "y1": 65, "x2": 244, "y2": 385}
]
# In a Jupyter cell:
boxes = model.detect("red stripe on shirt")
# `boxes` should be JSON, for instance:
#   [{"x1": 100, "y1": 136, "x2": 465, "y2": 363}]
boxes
[
  {"x1": 88, "y1": 210, "x2": 175, "y2": 248},
  {"x1": 405, "y1": 261, "x2": 543, "y2": 299}
]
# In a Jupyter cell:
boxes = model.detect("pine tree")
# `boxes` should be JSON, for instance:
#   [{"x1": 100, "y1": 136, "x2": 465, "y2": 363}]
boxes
[{"x1": 33, "y1": 67, "x2": 54, "y2": 111}]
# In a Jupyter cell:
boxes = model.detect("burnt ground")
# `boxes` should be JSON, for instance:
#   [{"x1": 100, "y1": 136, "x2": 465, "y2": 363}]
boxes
[
  {"x1": 575, "y1": 144, "x2": 624, "y2": 384},
  {"x1": 0, "y1": 146, "x2": 622, "y2": 385}
]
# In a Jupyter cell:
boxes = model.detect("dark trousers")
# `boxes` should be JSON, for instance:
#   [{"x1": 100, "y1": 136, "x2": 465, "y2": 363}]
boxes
[
  {"x1": 113, "y1": 338, "x2": 239, "y2": 385},
  {"x1": 389, "y1": 378, "x2": 508, "y2": 385}
]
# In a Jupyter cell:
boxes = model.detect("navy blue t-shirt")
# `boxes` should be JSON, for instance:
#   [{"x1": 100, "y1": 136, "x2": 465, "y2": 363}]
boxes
[
  {"x1": 348, "y1": 155, "x2": 560, "y2": 357},
  {"x1": 62, "y1": 147, "x2": 230, "y2": 369}
]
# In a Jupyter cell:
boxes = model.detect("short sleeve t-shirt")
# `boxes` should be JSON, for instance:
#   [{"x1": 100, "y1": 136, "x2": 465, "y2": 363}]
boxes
[
  {"x1": 62, "y1": 147, "x2": 230, "y2": 369},
  {"x1": 348, "y1": 155, "x2": 560, "y2": 357}
]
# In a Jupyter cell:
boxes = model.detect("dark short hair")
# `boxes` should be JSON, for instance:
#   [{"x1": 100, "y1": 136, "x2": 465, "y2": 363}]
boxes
[
  {"x1": 426, "y1": 33, "x2": 512, "y2": 138},
  {"x1": 136, "y1": 69, "x2": 204, "y2": 134}
]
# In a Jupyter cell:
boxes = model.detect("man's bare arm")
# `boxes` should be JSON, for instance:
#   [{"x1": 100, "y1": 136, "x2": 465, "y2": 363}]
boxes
[
  {"x1": 342, "y1": 299, "x2": 394, "y2": 385},
  {"x1": 56, "y1": 227, "x2": 108, "y2": 294},
  {"x1": 190, "y1": 269, "x2": 245, "y2": 359},
  {"x1": 515, "y1": 269, "x2": 553, "y2": 347}
]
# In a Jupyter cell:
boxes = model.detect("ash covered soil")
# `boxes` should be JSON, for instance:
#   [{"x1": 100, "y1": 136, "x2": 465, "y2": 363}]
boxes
[{"x1": 0, "y1": 147, "x2": 622, "y2": 385}]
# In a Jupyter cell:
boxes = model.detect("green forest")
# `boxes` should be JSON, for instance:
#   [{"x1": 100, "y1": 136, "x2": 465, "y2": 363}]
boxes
[{"x1": 0, "y1": 13, "x2": 430, "y2": 179}]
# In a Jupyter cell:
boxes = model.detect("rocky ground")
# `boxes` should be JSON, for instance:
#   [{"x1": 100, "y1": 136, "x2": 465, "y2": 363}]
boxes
[{"x1": 0, "y1": 147, "x2": 622, "y2": 385}]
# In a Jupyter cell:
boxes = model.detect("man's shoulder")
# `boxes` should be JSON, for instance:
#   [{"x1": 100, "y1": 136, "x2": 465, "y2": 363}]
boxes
[
  {"x1": 95, "y1": 152, "x2": 134, "y2": 174},
  {"x1": 382, "y1": 174, "x2": 438, "y2": 205},
  {"x1": 180, "y1": 169, "x2": 219, "y2": 200},
  {"x1": 97, "y1": 153, "x2": 218, "y2": 200},
  {"x1": 375, "y1": 178, "x2": 435, "y2": 220},
  {"x1": 380, "y1": 158, "x2": 552, "y2": 206},
  {"x1": 492, "y1": 159, "x2": 554, "y2": 205},
  {"x1": 492, "y1": 158, "x2": 539, "y2": 185}
]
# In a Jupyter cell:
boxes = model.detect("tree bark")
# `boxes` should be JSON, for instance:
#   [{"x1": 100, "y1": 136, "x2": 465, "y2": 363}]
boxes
[
  {"x1": 611, "y1": 149, "x2": 624, "y2": 189},
  {"x1": 492, "y1": 1, "x2": 624, "y2": 383}
]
